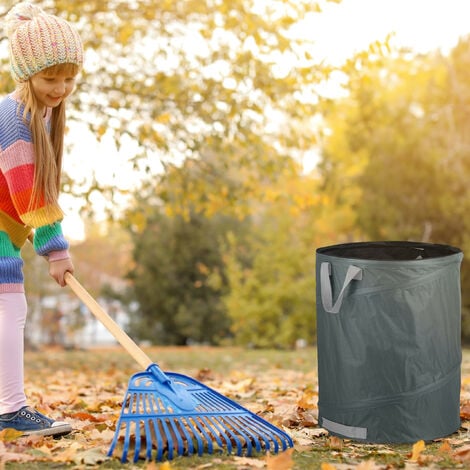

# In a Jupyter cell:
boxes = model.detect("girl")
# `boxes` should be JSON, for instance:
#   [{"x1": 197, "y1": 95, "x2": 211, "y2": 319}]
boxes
[{"x1": 0, "y1": 2, "x2": 83, "y2": 437}]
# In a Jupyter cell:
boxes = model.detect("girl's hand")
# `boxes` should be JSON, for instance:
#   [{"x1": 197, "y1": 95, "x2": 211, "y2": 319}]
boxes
[{"x1": 48, "y1": 258, "x2": 74, "y2": 287}]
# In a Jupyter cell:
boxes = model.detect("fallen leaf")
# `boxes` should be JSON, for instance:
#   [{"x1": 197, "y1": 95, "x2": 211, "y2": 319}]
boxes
[
  {"x1": 195, "y1": 368, "x2": 214, "y2": 381},
  {"x1": 410, "y1": 440, "x2": 425, "y2": 462},
  {"x1": 454, "y1": 444, "x2": 470, "y2": 462},
  {"x1": 34, "y1": 444, "x2": 54, "y2": 457},
  {"x1": 145, "y1": 461, "x2": 160, "y2": 470},
  {"x1": 156, "y1": 462, "x2": 173, "y2": 470},
  {"x1": 310, "y1": 428, "x2": 328, "y2": 437},
  {"x1": 328, "y1": 436, "x2": 343, "y2": 450},
  {"x1": 438, "y1": 440, "x2": 453, "y2": 455},
  {"x1": 51, "y1": 441, "x2": 83, "y2": 462},
  {"x1": 73, "y1": 447, "x2": 108, "y2": 465},
  {"x1": 297, "y1": 389, "x2": 317, "y2": 410},
  {"x1": 232, "y1": 456, "x2": 265, "y2": 468},
  {"x1": 195, "y1": 459, "x2": 224, "y2": 469},
  {"x1": 460, "y1": 402, "x2": 470, "y2": 420},
  {"x1": 297, "y1": 410, "x2": 317, "y2": 427},
  {"x1": 320, "y1": 463, "x2": 337, "y2": 470},
  {"x1": 0, "y1": 451, "x2": 36, "y2": 463},
  {"x1": 8, "y1": 346, "x2": 470, "y2": 467},
  {"x1": 291, "y1": 427, "x2": 327, "y2": 448},
  {"x1": 0, "y1": 429, "x2": 23, "y2": 442},
  {"x1": 356, "y1": 460, "x2": 379, "y2": 470},
  {"x1": 266, "y1": 448, "x2": 294, "y2": 470},
  {"x1": 86, "y1": 428, "x2": 116, "y2": 441},
  {"x1": 461, "y1": 421, "x2": 470, "y2": 431},
  {"x1": 68, "y1": 411, "x2": 108, "y2": 422}
]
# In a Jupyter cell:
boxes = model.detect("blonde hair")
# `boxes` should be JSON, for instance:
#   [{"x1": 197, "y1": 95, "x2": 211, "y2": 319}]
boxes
[{"x1": 16, "y1": 63, "x2": 79, "y2": 212}]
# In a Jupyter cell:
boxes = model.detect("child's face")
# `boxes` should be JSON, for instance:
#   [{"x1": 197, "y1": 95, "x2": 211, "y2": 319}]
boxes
[{"x1": 30, "y1": 69, "x2": 77, "y2": 109}]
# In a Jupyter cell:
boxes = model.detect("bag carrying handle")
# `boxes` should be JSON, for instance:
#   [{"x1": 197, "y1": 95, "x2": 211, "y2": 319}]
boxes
[{"x1": 320, "y1": 262, "x2": 362, "y2": 314}]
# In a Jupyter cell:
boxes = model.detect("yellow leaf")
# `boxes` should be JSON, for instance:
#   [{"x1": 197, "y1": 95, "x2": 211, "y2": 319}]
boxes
[
  {"x1": 266, "y1": 448, "x2": 294, "y2": 470},
  {"x1": 410, "y1": 439, "x2": 425, "y2": 461},
  {"x1": 157, "y1": 462, "x2": 173, "y2": 470},
  {"x1": 118, "y1": 24, "x2": 134, "y2": 44},
  {"x1": 0, "y1": 428, "x2": 23, "y2": 442},
  {"x1": 321, "y1": 463, "x2": 337, "y2": 470},
  {"x1": 96, "y1": 124, "x2": 107, "y2": 139},
  {"x1": 297, "y1": 389, "x2": 317, "y2": 410},
  {"x1": 52, "y1": 442, "x2": 83, "y2": 462},
  {"x1": 156, "y1": 113, "x2": 171, "y2": 124}
]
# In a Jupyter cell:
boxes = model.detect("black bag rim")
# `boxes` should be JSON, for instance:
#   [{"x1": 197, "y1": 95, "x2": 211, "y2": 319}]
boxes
[{"x1": 316, "y1": 241, "x2": 461, "y2": 261}]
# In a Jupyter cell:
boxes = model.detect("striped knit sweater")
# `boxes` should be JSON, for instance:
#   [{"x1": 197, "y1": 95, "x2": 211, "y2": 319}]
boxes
[{"x1": 0, "y1": 92, "x2": 69, "y2": 293}]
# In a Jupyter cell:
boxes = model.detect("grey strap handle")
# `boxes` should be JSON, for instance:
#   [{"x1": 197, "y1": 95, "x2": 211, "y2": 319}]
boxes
[{"x1": 320, "y1": 262, "x2": 363, "y2": 314}]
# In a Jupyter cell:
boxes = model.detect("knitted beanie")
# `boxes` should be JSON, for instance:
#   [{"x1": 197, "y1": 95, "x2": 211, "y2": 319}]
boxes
[{"x1": 5, "y1": 2, "x2": 83, "y2": 82}]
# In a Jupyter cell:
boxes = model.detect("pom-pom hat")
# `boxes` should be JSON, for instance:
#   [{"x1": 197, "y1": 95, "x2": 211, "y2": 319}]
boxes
[{"x1": 5, "y1": 2, "x2": 83, "y2": 82}]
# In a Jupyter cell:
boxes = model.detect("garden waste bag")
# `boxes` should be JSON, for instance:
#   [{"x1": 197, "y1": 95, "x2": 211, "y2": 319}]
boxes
[{"x1": 315, "y1": 241, "x2": 463, "y2": 443}]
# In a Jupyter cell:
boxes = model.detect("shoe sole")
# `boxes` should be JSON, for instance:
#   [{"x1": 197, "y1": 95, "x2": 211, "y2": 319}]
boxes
[{"x1": 23, "y1": 423, "x2": 72, "y2": 437}]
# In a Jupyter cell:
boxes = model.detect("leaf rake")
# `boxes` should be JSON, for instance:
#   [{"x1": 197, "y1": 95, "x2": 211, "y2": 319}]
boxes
[{"x1": 65, "y1": 273, "x2": 294, "y2": 462}]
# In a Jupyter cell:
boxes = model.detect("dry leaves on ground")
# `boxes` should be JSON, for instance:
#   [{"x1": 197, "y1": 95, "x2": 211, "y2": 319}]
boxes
[{"x1": 0, "y1": 346, "x2": 469, "y2": 470}]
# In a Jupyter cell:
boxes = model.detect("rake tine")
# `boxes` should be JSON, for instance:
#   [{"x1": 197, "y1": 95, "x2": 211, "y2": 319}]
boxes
[
  {"x1": 239, "y1": 416, "x2": 276, "y2": 453},
  {"x1": 222, "y1": 416, "x2": 252, "y2": 455},
  {"x1": 187, "y1": 416, "x2": 223, "y2": 454},
  {"x1": 191, "y1": 417, "x2": 215, "y2": 455},
  {"x1": 253, "y1": 417, "x2": 290, "y2": 452},
  {"x1": 107, "y1": 419, "x2": 120, "y2": 458},
  {"x1": 153, "y1": 419, "x2": 165, "y2": 461},
  {"x1": 122, "y1": 421, "x2": 132, "y2": 462},
  {"x1": 184, "y1": 417, "x2": 206, "y2": 456},
  {"x1": 208, "y1": 415, "x2": 243, "y2": 455},
  {"x1": 143, "y1": 419, "x2": 153, "y2": 461},
  {"x1": 203, "y1": 416, "x2": 232, "y2": 454},
  {"x1": 227, "y1": 416, "x2": 258, "y2": 454},
  {"x1": 160, "y1": 418, "x2": 174, "y2": 460},
  {"x1": 177, "y1": 417, "x2": 196, "y2": 456},
  {"x1": 142, "y1": 397, "x2": 157, "y2": 461},
  {"x1": 146, "y1": 404, "x2": 166, "y2": 460},
  {"x1": 133, "y1": 423, "x2": 140, "y2": 459},
  {"x1": 168, "y1": 417, "x2": 186, "y2": 456},
  {"x1": 133, "y1": 422, "x2": 141, "y2": 463},
  {"x1": 132, "y1": 397, "x2": 143, "y2": 462},
  {"x1": 247, "y1": 417, "x2": 277, "y2": 452},
  {"x1": 238, "y1": 416, "x2": 267, "y2": 454}
]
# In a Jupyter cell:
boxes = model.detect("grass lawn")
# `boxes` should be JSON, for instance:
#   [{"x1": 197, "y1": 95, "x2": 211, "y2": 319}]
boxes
[{"x1": 1, "y1": 346, "x2": 469, "y2": 469}]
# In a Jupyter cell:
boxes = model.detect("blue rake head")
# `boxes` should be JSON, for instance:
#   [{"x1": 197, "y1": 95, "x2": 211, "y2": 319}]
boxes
[{"x1": 108, "y1": 364, "x2": 294, "y2": 463}]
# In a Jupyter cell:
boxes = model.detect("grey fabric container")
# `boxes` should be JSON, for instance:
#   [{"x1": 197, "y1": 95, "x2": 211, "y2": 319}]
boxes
[{"x1": 315, "y1": 241, "x2": 463, "y2": 443}]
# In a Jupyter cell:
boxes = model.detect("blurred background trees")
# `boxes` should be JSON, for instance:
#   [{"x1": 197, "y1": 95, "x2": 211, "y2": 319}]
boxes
[{"x1": 1, "y1": 0, "x2": 470, "y2": 347}]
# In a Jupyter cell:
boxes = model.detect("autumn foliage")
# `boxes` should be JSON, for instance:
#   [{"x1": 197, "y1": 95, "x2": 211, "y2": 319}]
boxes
[{"x1": 2, "y1": 0, "x2": 470, "y2": 345}]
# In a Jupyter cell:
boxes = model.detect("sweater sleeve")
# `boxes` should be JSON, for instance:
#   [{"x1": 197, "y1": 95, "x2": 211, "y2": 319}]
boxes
[
  {"x1": 0, "y1": 96, "x2": 69, "y2": 257},
  {"x1": 33, "y1": 223, "x2": 69, "y2": 259}
]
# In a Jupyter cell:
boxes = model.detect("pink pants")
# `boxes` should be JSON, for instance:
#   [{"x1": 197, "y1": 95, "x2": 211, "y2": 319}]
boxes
[{"x1": 0, "y1": 293, "x2": 27, "y2": 414}]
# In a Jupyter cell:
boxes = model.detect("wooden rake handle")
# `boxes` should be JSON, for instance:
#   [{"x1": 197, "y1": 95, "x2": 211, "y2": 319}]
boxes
[{"x1": 64, "y1": 272, "x2": 153, "y2": 371}]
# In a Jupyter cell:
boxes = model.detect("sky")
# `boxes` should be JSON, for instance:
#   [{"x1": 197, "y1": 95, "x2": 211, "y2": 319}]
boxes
[
  {"x1": 304, "y1": 0, "x2": 470, "y2": 63},
  {"x1": 61, "y1": 0, "x2": 470, "y2": 241}
]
